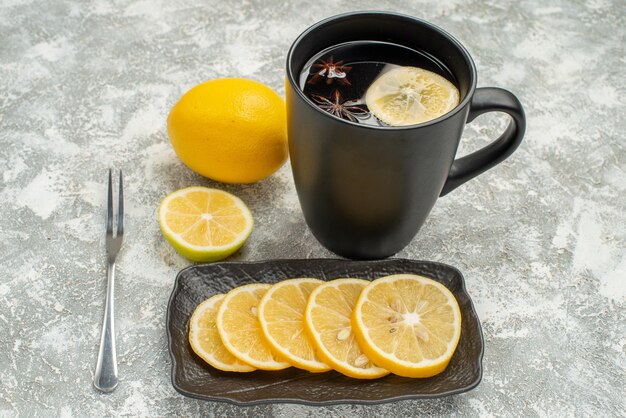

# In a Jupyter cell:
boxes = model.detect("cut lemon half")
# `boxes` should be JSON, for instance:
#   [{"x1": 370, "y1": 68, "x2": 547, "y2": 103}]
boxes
[
  {"x1": 304, "y1": 279, "x2": 389, "y2": 379},
  {"x1": 258, "y1": 278, "x2": 331, "y2": 372},
  {"x1": 217, "y1": 283, "x2": 291, "y2": 370},
  {"x1": 158, "y1": 186, "x2": 253, "y2": 262},
  {"x1": 365, "y1": 66, "x2": 460, "y2": 126},
  {"x1": 189, "y1": 294, "x2": 256, "y2": 372},
  {"x1": 352, "y1": 274, "x2": 462, "y2": 378}
]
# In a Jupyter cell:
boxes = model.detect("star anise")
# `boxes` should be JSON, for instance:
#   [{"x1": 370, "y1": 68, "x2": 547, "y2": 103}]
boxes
[
  {"x1": 307, "y1": 56, "x2": 352, "y2": 86},
  {"x1": 311, "y1": 90, "x2": 369, "y2": 123}
]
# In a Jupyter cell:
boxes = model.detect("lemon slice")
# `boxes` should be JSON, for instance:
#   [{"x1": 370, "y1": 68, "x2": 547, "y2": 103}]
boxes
[
  {"x1": 258, "y1": 278, "x2": 331, "y2": 372},
  {"x1": 365, "y1": 66, "x2": 460, "y2": 126},
  {"x1": 352, "y1": 274, "x2": 462, "y2": 378},
  {"x1": 158, "y1": 187, "x2": 253, "y2": 262},
  {"x1": 217, "y1": 283, "x2": 291, "y2": 370},
  {"x1": 189, "y1": 294, "x2": 256, "y2": 372},
  {"x1": 304, "y1": 279, "x2": 389, "y2": 379}
]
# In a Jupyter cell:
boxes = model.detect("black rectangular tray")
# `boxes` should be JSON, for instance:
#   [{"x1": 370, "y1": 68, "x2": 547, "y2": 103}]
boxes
[{"x1": 166, "y1": 258, "x2": 484, "y2": 406}]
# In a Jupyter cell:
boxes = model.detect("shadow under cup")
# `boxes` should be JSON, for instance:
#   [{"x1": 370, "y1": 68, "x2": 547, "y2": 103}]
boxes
[{"x1": 286, "y1": 12, "x2": 524, "y2": 260}]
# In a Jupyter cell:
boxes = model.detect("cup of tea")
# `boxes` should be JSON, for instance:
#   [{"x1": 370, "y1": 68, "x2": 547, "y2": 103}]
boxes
[{"x1": 286, "y1": 11, "x2": 526, "y2": 259}]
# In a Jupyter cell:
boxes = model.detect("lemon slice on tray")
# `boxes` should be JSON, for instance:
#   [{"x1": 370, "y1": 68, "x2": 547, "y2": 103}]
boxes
[
  {"x1": 189, "y1": 294, "x2": 256, "y2": 372},
  {"x1": 352, "y1": 274, "x2": 462, "y2": 378},
  {"x1": 365, "y1": 66, "x2": 460, "y2": 126},
  {"x1": 258, "y1": 278, "x2": 332, "y2": 372},
  {"x1": 304, "y1": 278, "x2": 389, "y2": 379},
  {"x1": 217, "y1": 283, "x2": 291, "y2": 370}
]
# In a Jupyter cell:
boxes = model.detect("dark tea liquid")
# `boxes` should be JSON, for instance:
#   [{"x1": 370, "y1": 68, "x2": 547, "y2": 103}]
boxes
[{"x1": 299, "y1": 41, "x2": 459, "y2": 126}]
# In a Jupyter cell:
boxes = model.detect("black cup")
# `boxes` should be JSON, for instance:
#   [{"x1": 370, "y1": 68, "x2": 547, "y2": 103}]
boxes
[{"x1": 286, "y1": 11, "x2": 526, "y2": 259}]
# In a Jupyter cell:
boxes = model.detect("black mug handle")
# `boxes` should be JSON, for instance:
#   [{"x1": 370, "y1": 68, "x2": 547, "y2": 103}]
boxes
[{"x1": 440, "y1": 87, "x2": 526, "y2": 196}]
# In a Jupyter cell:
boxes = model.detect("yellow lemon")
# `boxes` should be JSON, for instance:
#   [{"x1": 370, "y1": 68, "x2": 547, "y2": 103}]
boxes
[
  {"x1": 158, "y1": 187, "x2": 253, "y2": 262},
  {"x1": 352, "y1": 274, "x2": 462, "y2": 378},
  {"x1": 167, "y1": 78, "x2": 288, "y2": 183},
  {"x1": 188, "y1": 294, "x2": 256, "y2": 372}
]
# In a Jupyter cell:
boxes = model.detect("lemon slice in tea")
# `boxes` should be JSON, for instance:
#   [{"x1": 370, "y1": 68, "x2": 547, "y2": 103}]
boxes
[{"x1": 365, "y1": 66, "x2": 460, "y2": 126}]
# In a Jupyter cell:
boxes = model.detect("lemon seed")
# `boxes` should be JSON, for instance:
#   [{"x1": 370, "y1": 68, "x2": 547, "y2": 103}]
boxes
[
  {"x1": 354, "y1": 355, "x2": 369, "y2": 367},
  {"x1": 390, "y1": 299, "x2": 403, "y2": 312},
  {"x1": 336, "y1": 329, "x2": 350, "y2": 341}
]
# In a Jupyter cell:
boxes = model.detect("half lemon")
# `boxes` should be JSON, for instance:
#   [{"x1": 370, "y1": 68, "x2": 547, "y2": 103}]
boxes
[{"x1": 158, "y1": 187, "x2": 253, "y2": 262}]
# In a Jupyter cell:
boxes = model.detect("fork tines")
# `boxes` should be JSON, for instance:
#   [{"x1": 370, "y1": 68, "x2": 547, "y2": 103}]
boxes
[{"x1": 106, "y1": 169, "x2": 124, "y2": 255}]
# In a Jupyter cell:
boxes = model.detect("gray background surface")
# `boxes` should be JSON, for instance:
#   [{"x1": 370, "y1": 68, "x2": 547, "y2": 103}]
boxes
[{"x1": 1, "y1": 0, "x2": 624, "y2": 416}]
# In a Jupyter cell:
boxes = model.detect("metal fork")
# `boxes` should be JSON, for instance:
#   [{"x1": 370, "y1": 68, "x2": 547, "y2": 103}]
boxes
[{"x1": 94, "y1": 169, "x2": 124, "y2": 392}]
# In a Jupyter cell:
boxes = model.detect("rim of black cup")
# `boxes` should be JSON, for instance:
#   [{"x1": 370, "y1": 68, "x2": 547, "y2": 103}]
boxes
[{"x1": 286, "y1": 11, "x2": 478, "y2": 131}]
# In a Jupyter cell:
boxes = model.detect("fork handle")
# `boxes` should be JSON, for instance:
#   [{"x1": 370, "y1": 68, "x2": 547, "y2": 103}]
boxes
[{"x1": 94, "y1": 261, "x2": 118, "y2": 392}]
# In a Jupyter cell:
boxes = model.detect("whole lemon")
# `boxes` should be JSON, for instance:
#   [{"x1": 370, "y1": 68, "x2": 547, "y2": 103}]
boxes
[{"x1": 167, "y1": 78, "x2": 288, "y2": 183}]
